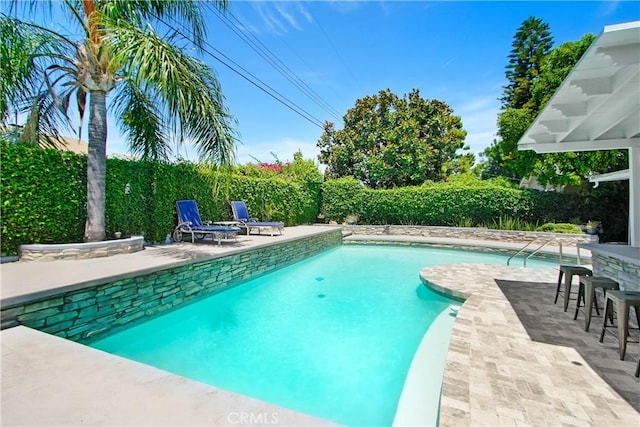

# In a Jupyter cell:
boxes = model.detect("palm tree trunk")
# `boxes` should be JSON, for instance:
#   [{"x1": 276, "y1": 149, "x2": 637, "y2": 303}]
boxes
[{"x1": 85, "y1": 90, "x2": 107, "y2": 242}]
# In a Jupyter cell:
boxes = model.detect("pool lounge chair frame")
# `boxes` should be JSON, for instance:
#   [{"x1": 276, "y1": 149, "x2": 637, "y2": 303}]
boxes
[
  {"x1": 230, "y1": 200, "x2": 284, "y2": 237},
  {"x1": 174, "y1": 200, "x2": 241, "y2": 245}
]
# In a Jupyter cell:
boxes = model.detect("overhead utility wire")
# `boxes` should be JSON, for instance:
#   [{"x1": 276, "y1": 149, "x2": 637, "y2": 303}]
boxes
[
  {"x1": 151, "y1": 12, "x2": 325, "y2": 129},
  {"x1": 207, "y1": 4, "x2": 343, "y2": 121},
  {"x1": 313, "y1": 14, "x2": 360, "y2": 90},
  {"x1": 209, "y1": 4, "x2": 342, "y2": 120}
]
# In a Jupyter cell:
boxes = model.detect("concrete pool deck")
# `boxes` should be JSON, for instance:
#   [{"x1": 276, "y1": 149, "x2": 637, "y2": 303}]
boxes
[{"x1": 2, "y1": 225, "x2": 638, "y2": 426}]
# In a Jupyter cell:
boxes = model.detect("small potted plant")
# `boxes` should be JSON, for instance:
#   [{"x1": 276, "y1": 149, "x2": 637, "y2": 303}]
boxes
[
  {"x1": 585, "y1": 220, "x2": 601, "y2": 235},
  {"x1": 345, "y1": 214, "x2": 359, "y2": 225}
]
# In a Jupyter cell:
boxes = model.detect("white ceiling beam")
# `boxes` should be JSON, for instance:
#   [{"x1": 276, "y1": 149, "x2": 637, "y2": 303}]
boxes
[
  {"x1": 590, "y1": 105, "x2": 640, "y2": 140},
  {"x1": 589, "y1": 169, "x2": 630, "y2": 183},
  {"x1": 522, "y1": 138, "x2": 640, "y2": 153},
  {"x1": 552, "y1": 102, "x2": 587, "y2": 117},
  {"x1": 597, "y1": 44, "x2": 640, "y2": 66},
  {"x1": 570, "y1": 77, "x2": 612, "y2": 95}
]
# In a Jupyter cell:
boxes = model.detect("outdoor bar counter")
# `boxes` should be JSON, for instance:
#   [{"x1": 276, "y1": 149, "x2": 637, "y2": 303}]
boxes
[{"x1": 579, "y1": 243, "x2": 640, "y2": 292}]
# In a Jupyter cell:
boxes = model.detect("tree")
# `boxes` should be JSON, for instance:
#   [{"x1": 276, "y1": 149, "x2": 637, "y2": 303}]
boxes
[
  {"x1": 317, "y1": 88, "x2": 467, "y2": 189},
  {"x1": 501, "y1": 16, "x2": 553, "y2": 111},
  {"x1": 482, "y1": 16, "x2": 552, "y2": 181},
  {"x1": 480, "y1": 108, "x2": 538, "y2": 181},
  {"x1": 1, "y1": 0, "x2": 237, "y2": 242}
]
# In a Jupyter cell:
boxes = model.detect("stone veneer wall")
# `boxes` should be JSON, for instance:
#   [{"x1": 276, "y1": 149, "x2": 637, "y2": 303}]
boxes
[
  {"x1": 1, "y1": 229, "x2": 343, "y2": 343},
  {"x1": 591, "y1": 253, "x2": 640, "y2": 292},
  {"x1": 343, "y1": 225, "x2": 597, "y2": 246},
  {"x1": 19, "y1": 236, "x2": 145, "y2": 261}
]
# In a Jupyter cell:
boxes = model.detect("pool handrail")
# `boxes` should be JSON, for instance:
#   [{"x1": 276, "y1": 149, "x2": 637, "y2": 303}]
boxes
[{"x1": 507, "y1": 237, "x2": 569, "y2": 267}]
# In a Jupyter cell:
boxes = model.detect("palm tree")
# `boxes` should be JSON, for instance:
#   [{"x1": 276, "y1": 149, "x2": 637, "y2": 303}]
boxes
[{"x1": 0, "y1": 0, "x2": 237, "y2": 242}]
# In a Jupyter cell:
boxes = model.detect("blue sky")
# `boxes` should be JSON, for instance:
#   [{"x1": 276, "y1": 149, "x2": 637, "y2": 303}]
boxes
[{"x1": 29, "y1": 1, "x2": 640, "y2": 165}]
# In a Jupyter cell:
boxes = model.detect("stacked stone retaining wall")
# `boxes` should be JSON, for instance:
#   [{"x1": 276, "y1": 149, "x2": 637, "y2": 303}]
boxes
[
  {"x1": 343, "y1": 225, "x2": 597, "y2": 246},
  {"x1": 1, "y1": 229, "x2": 342, "y2": 343},
  {"x1": 591, "y1": 253, "x2": 640, "y2": 292},
  {"x1": 19, "y1": 236, "x2": 145, "y2": 261}
]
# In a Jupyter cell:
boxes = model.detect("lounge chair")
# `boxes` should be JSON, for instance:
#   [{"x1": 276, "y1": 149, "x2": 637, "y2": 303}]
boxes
[
  {"x1": 174, "y1": 199, "x2": 241, "y2": 245},
  {"x1": 230, "y1": 200, "x2": 284, "y2": 236}
]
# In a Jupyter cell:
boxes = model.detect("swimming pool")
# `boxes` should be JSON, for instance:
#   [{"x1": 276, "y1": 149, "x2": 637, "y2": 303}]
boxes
[{"x1": 91, "y1": 244, "x2": 556, "y2": 426}]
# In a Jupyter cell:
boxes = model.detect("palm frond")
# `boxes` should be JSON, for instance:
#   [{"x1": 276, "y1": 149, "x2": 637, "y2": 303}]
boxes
[
  {"x1": 96, "y1": 0, "x2": 225, "y2": 50},
  {"x1": 106, "y1": 20, "x2": 237, "y2": 166},
  {"x1": 1, "y1": 15, "x2": 81, "y2": 134},
  {"x1": 19, "y1": 86, "x2": 76, "y2": 146},
  {"x1": 113, "y1": 81, "x2": 170, "y2": 161}
]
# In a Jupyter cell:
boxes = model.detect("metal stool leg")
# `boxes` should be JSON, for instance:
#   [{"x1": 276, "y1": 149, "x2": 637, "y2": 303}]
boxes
[
  {"x1": 555, "y1": 270, "x2": 564, "y2": 304},
  {"x1": 617, "y1": 301, "x2": 630, "y2": 360},
  {"x1": 600, "y1": 298, "x2": 612, "y2": 343},
  {"x1": 563, "y1": 272, "x2": 573, "y2": 312},
  {"x1": 574, "y1": 281, "x2": 584, "y2": 320}
]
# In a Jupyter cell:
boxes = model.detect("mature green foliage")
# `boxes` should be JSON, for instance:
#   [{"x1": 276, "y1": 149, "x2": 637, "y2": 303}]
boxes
[
  {"x1": 320, "y1": 175, "x2": 627, "y2": 242},
  {"x1": 481, "y1": 108, "x2": 538, "y2": 181},
  {"x1": 1, "y1": 141, "x2": 86, "y2": 252},
  {"x1": 2, "y1": 0, "x2": 236, "y2": 242},
  {"x1": 529, "y1": 34, "x2": 594, "y2": 109},
  {"x1": 501, "y1": 16, "x2": 553, "y2": 110},
  {"x1": 0, "y1": 142, "x2": 319, "y2": 255},
  {"x1": 483, "y1": 16, "x2": 553, "y2": 181},
  {"x1": 535, "y1": 223, "x2": 583, "y2": 234},
  {"x1": 318, "y1": 88, "x2": 468, "y2": 189},
  {"x1": 233, "y1": 151, "x2": 323, "y2": 222}
]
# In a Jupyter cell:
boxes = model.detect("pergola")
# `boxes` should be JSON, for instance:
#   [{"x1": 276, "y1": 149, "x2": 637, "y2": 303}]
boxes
[{"x1": 518, "y1": 21, "x2": 640, "y2": 248}]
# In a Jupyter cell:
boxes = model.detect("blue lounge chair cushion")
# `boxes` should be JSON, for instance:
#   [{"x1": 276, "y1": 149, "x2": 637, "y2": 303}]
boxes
[
  {"x1": 175, "y1": 200, "x2": 241, "y2": 244},
  {"x1": 230, "y1": 200, "x2": 284, "y2": 236}
]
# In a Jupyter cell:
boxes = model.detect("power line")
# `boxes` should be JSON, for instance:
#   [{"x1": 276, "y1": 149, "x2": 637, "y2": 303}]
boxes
[
  {"x1": 151, "y1": 12, "x2": 326, "y2": 129},
  {"x1": 207, "y1": 4, "x2": 343, "y2": 121},
  {"x1": 312, "y1": 8, "x2": 360, "y2": 91}
]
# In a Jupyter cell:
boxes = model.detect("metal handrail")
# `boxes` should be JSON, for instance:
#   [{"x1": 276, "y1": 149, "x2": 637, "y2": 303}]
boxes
[
  {"x1": 507, "y1": 237, "x2": 568, "y2": 266},
  {"x1": 507, "y1": 239, "x2": 538, "y2": 265},
  {"x1": 524, "y1": 238, "x2": 563, "y2": 267}
]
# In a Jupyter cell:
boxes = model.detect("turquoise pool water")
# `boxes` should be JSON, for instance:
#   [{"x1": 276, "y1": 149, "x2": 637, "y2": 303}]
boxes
[{"x1": 91, "y1": 245, "x2": 555, "y2": 426}]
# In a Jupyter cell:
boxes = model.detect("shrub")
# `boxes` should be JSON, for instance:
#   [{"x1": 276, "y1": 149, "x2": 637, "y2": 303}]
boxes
[
  {"x1": 536, "y1": 223, "x2": 583, "y2": 234},
  {"x1": 320, "y1": 177, "x2": 627, "y2": 239}
]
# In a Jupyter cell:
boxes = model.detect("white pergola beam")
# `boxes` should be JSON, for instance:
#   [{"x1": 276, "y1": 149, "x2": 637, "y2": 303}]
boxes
[
  {"x1": 525, "y1": 138, "x2": 640, "y2": 153},
  {"x1": 589, "y1": 169, "x2": 630, "y2": 183}
]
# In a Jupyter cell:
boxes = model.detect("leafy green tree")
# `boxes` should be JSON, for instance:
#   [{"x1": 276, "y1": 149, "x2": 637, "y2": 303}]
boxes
[
  {"x1": 481, "y1": 108, "x2": 537, "y2": 181},
  {"x1": 1, "y1": 0, "x2": 237, "y2": 242},
  {"x1": 317, "y1": 88, "x2": 468, "y2": 189},
  {"x1": 501, "y1": 16, "x2": 553, "y2": 111},
  {"x1": 483, "y1": 16, "x2": 553, "y2": 181}
]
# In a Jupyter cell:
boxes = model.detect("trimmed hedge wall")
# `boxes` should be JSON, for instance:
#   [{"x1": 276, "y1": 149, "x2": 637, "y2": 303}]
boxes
[
  {"x1": 320, "y1": 177, "x2": 628, "y2": 241},
  {"x1": 1, "y1": 142, "x2": 319, "y2": 255},
  {"x1": 1, "y1": 142, "x2": 628, "y2": 255}
]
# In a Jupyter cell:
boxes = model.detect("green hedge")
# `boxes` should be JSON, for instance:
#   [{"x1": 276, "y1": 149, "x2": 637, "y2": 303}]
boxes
[
  {"x1": 1, "y1": 142, "x2": 87, "y2": 250},
  {"x1": 1, "y1": 142, "x2": 319, "y2": 255},
  {"x1": 1, "y1": 142, "x2": 628, "y2": 255},
  {"x1": 320, "y1": 177, "x2": 628, "y2": 240},
  {"x1": 320, "y1": 177, "x2": 528, "y2": 225}
]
